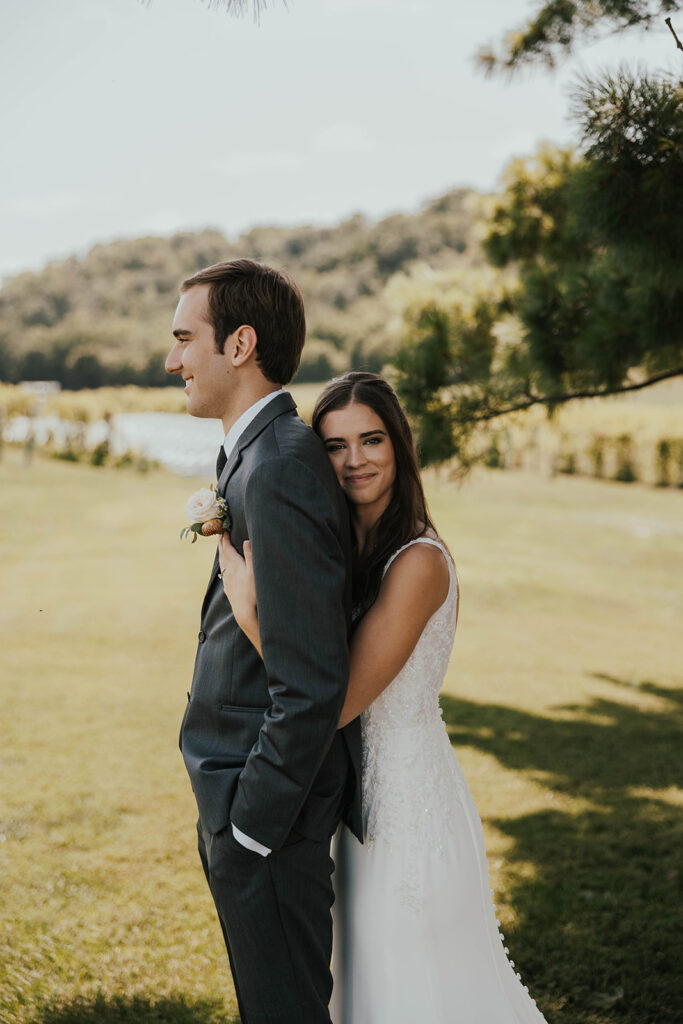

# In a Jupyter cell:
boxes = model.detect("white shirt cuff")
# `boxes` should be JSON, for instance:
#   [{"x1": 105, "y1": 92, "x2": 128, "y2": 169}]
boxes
[{"x1": 231, "y1": 822, "x2": 271, "y2": 857}]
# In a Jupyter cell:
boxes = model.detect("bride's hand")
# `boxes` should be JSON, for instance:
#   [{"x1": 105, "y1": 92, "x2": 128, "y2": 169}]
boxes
[{"x1": 217, "y1": 534, "x2": 261, "y2": 653}]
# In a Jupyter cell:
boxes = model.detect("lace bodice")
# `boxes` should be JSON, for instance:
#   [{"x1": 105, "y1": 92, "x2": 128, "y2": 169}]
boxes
[
  {"x1": 360, "y1": 536, "x2": 466, "y2": 907},
  {"x1": 364, "y1": 536, "x2": 457, "y2": 731}
]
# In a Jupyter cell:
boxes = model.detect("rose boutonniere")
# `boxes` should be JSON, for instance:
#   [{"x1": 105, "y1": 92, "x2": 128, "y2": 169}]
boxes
[{"x1": 181, "y1": 486, "x2": 232, "y2": 543}]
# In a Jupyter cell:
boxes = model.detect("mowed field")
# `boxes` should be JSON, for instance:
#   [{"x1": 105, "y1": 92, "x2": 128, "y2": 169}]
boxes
[{"x1": 0, "y1": 449, "x2": 681, "y2": 1024}]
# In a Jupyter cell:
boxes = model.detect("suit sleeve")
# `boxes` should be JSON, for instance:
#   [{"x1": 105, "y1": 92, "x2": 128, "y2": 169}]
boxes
[{"x1": 229, "y1": 455, "x2": 350, "y2": 849}]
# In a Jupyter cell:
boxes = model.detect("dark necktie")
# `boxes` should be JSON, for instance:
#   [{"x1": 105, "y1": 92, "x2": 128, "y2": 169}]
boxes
[{"x1": 216, "y1": 444, "x2": 227, "y2": 481}]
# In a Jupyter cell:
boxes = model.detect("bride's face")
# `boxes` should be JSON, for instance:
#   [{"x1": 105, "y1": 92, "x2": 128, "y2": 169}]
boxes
[{"x1": 319, "y1": 402, "x2": 396, "y2": 517}]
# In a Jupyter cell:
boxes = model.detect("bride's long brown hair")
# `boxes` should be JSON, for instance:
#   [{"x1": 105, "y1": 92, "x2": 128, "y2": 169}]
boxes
[{"x1": 312, "y1": 371, "x2": 437, "y2": 616}]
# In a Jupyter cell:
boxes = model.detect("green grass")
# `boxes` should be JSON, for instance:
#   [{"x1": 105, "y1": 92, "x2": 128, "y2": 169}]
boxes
[{"x1": 1, "y1": 451, "x2": 681, "y2": 1024}]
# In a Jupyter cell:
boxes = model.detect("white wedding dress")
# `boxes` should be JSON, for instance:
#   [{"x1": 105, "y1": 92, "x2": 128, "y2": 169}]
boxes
[{"x1": 331, "y1": 537, "x2": 548, "y2": 1024}]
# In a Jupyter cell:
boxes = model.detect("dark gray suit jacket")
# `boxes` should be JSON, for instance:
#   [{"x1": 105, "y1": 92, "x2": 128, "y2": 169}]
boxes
[{"x1": 180, "y1": 392, "x2": 362, "y2": 850}]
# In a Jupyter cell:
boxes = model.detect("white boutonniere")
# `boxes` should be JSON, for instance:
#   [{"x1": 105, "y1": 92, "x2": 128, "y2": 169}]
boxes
[{"x1": 181, "y1": 486, "x2": 232, "y2": 543}]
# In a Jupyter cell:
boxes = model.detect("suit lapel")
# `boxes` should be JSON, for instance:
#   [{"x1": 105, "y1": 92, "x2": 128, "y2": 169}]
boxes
[
  {"x1": 217, "y1": 391, "x2": 296, "y2": 495},
  {"x1": 235, "y1": 390, "x2": 296, "y2": 458},
  {"x1": 201, "y1": 391, "x2": 298, "y2": 615},
  {"x1": 202, "y1": 446, "x2": 243, "y2": 609}
]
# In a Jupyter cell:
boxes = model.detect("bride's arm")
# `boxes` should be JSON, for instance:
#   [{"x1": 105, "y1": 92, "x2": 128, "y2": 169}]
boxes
[
  {"x1": 337, "y1": 543, "x2": 449, "y2": 727},
  {"x1": 218, "y1": 534, "x2": 450, "y2": 726}
]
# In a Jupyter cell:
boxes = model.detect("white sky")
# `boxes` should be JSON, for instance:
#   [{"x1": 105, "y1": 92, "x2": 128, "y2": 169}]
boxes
[{"x1": 0, "y1": 0, "x2": 676, "y2": 280}]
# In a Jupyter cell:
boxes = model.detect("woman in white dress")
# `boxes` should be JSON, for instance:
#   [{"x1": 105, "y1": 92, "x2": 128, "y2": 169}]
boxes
[{"x1": 220, "y1": 372, "x2": 549, "y2": 1023}]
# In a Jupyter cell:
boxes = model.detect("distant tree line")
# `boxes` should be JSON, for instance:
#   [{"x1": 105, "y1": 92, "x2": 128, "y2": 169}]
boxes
[
  {"x1": 0, "y1": 337, "x2": 179, "y2": 389},
  {"x1": 0, "y1": 189, "x2": 480, "y2": 389}
]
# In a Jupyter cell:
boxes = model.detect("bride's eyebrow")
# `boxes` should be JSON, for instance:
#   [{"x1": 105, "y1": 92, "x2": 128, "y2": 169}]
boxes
[{"x1": 323, "y1": 430, "x2": 386, "y2": 443}]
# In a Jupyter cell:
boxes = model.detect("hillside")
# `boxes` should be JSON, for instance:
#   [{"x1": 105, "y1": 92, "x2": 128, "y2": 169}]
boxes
[{"x1": 0, "y1": 188, "x2": 482, "y2": 387}]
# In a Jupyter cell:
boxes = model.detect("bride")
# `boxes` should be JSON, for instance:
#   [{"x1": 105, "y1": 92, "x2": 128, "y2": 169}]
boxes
[{"x1": 219, "y1": 371, "x2": 548, "y2": 1023}]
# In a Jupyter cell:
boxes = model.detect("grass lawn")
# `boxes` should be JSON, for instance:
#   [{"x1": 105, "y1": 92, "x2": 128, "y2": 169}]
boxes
[{"x1": 0, "y1": 449, "x2": 681, "y2": 1024}]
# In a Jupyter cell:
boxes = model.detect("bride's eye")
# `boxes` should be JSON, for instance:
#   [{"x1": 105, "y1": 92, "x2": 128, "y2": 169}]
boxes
[{"x1": 325, "y1": 442, "x2": 345, "y2": 452}]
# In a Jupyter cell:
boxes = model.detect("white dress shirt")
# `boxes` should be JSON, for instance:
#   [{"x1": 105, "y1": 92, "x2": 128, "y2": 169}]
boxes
[{"x1": 224, "y1": 389, "x2": 283, "y2": 858}]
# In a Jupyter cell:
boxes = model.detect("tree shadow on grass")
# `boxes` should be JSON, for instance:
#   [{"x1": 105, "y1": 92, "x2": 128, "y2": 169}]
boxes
[
  {"x1": 29, "y1": 994, "x2": 239, "y2": 1024},
  {"x1": 440, "y1": 677, "x2": 683, "y2": 1024}
]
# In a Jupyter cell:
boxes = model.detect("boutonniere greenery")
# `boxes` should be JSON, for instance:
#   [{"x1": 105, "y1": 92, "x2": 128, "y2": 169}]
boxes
[{"x1": 181, "y1": 486, "x2": 232, "y2": 543}]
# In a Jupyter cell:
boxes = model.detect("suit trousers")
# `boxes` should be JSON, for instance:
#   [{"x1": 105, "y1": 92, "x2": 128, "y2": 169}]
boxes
[{"x1": 197, "y1": 818, "x2": 337, "y2": 1024}]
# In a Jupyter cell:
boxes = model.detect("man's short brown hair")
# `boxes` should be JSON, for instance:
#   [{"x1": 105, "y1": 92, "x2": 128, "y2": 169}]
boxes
[{"x1": 181, "y1": 258, "x2": 306, "y2": 385}]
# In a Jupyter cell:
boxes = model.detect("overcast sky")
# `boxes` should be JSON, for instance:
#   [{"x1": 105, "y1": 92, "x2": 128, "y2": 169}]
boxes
[{"x1": 0, "y1": 0, "x2": 675, "y2": 280}]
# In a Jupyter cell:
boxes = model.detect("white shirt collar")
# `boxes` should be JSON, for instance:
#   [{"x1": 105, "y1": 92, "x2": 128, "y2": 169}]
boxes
[{"x1": 223, "y1": 389, "x2": 284, "y2": 461}]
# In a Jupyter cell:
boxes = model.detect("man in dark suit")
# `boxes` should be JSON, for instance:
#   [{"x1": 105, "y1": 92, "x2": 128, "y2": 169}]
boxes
[{"x1": 165, "y1": 258, "x2": 361, "y2": 1024}]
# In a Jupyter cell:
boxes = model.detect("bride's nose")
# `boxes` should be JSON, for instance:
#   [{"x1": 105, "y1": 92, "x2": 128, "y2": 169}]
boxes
[{"x1": 345, "y1": 442, "x2": 367, "y2": 467}]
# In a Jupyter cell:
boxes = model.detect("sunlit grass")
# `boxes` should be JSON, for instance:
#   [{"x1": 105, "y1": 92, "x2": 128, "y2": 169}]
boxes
[{"x1": 1, "y1": 450, "x2": 681, "y2": 1024}]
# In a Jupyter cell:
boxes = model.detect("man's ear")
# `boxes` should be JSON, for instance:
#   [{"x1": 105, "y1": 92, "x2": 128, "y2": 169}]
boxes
[{"x1": 229, "y1": 325, "x2": 258, "y2": 367}]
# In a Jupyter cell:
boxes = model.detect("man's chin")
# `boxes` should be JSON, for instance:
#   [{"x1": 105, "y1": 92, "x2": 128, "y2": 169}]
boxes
[{"x1": 186, "y1": 399, "x2": 218, "y2": 421}]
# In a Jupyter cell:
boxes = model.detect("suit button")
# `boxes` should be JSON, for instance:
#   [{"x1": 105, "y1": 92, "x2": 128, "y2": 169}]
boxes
[{"x1": 198, "y1": 630, "x2": 206, "y2": 643}]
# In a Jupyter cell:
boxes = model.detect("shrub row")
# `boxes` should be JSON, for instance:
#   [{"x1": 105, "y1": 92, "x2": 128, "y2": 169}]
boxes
[{"x1": 483, "y1": 431, "x2": 683, "y2": 487}]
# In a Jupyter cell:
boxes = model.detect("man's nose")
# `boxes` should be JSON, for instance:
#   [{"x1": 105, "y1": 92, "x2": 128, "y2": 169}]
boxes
[{"x1": 165, "y1": 342, "x2": 182, "y2": 375}]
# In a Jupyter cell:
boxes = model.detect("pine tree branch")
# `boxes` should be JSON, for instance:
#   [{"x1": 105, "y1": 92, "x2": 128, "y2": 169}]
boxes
[
  {"x1": 470, "y1": 366, "x2": 683, "y2": 423},
  {"x1": 141, "y1": 0, "x2": 285, "y2": 20},
  {"x1": 665, "y1": 17, "x2": 683, "y2": 51}
]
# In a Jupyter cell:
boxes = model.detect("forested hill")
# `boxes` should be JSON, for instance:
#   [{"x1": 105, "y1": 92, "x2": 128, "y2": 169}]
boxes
[{"x1": 0, "y1": 188, "x2": 482, "y2": 387}]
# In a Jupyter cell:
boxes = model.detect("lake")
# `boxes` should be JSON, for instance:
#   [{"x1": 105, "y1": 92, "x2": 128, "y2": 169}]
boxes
[{"x1": 3, "y1": 412, "x2": 224, "y2": 476}]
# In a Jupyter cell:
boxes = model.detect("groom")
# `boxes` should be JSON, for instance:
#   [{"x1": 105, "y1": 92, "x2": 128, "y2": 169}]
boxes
[{"x1": 166, "y1": 258, "x2": 362, "y2": 1023}]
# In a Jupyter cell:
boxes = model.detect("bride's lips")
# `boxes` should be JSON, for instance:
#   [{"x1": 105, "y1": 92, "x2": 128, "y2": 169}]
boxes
[{"x1": 345, "y1": 474, "x2": 376, "y2": 484}]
